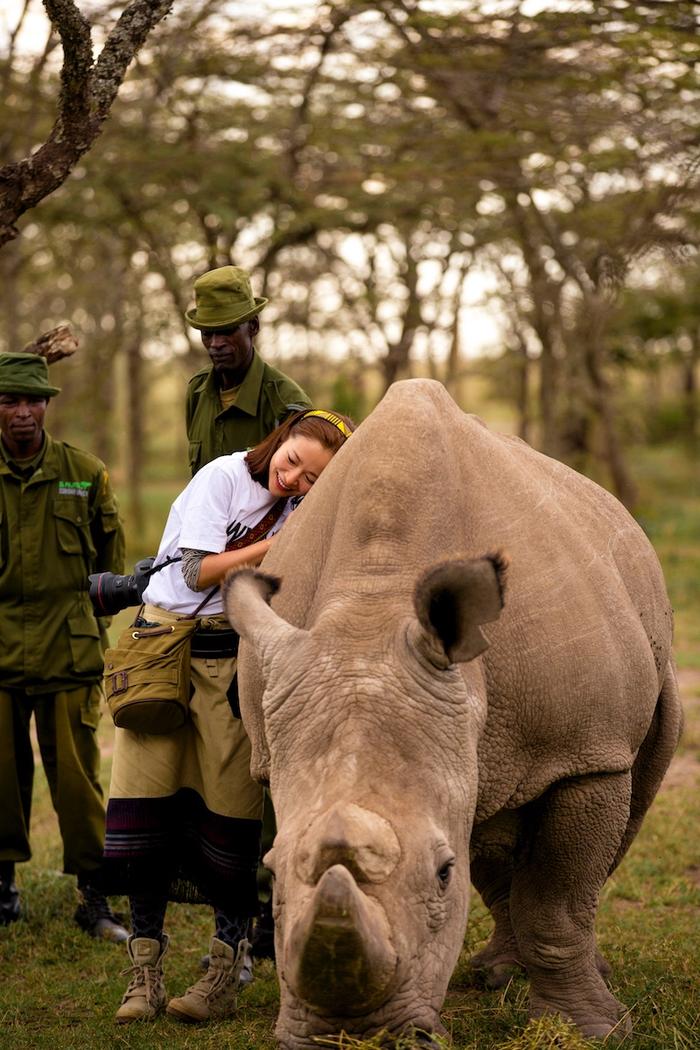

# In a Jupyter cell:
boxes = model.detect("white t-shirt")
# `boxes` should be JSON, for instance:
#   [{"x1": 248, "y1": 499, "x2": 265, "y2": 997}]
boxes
[{"x1": 142, "y1": 452, "x2": 293, "y2": 615}]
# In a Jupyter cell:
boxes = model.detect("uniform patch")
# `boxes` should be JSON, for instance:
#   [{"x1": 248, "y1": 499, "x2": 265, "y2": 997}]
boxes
[{"x1": 58, "y1": 480, "x2": 91, "y2": 497}]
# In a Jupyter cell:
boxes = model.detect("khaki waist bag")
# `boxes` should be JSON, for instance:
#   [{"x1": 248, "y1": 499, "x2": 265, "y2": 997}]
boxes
[
  {"x1": 103, "y1": 619, "x2": 200, "y2": 734},
  {"x1": 103, "y1": 497, "x2": 287, "y2": 734}
]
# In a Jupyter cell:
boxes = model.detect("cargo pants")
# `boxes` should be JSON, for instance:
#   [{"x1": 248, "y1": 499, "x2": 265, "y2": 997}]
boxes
[{"x1": 0, "y1": 684, "x2": 106, "y2": 876}]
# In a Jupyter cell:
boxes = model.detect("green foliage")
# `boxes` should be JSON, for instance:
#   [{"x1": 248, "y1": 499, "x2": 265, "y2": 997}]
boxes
[
  {"x1": 645, "y1": 401, "x2": 693, "y2": 445},
  {"x1": 328, "y1": 371, "x2": 368, "y2": 423},
  {"x1": 2, "y1": 0, "x2": 698, "y2": 427}
]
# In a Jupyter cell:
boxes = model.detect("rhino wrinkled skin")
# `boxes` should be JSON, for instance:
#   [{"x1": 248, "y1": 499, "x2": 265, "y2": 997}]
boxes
[{"x1": 223, "y1": 379, "x2": 682, "y2": 1048}]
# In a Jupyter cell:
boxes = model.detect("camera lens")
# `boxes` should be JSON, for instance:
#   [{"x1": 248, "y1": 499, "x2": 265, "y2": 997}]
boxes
[
  {"x1": 88, "y1": 557, "x2": 157, "y2": 617},
  {"x1": 88, "y1": 572, "x2": 141, "y2": 616}
]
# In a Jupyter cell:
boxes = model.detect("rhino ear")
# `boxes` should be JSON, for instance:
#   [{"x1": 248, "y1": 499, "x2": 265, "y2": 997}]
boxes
[
  {"x1": 222, "y1": 567, "x2": 305, "y2": 659},
  {"x1": 412, "y1": 552, "x2": 508, "y2": 665}
]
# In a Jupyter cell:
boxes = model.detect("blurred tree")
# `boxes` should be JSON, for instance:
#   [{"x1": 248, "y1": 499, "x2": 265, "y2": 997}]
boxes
[
  {"x1": 1, "y1": 0, "x2": 698, "y2": 514},
  {"x1": 0, "y1": 0, "x2": 174, "y2": 248},
  {"x1": 376, "y1": 0, "x2": 699, "y2": 504},
  {"x1": 614, "y1": 267, "x2": 700, "y2": 447}
]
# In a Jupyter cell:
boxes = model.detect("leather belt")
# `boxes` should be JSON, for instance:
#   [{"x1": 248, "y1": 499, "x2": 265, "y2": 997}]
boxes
[{"x1": 190, "y1": 627, "x2": 239, "y2": 659}]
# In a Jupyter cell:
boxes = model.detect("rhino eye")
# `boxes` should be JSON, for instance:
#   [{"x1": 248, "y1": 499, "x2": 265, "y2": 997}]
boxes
[{"x1": 437, "y1": 858, "x2": 455, "y2": 888}]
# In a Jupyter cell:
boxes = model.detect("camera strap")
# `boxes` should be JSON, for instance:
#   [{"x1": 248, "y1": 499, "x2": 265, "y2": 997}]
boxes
[
  {"x1": 142, "y1": 552, "x2": 183, "y2": 579},
  {"x1": 225, "y1": 498, "x2": 287, "y2": 551},
  {"x1": 181, "y1": 498, "x2": 289, "y2": 619}
]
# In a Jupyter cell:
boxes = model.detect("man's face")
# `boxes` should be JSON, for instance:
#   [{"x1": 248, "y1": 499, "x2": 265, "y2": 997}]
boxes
[
  {"x1": 201, "y1": 317, "x2": 258, "y2": 375},
  {"x1": 0, "y1": 393, "x2": 47, "y2": 451}
]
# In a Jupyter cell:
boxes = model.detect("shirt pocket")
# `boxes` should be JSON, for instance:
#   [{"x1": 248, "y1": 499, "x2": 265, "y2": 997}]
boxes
[
  {"x1": 67, "y1": 612, "x2": 103, "y2": 677},
  {"x1": 53, "y1": 498, "x2": 96, "y2": 560},
  {"x1": 188, "y1": 440, "x2": 202, "y2": 475}
]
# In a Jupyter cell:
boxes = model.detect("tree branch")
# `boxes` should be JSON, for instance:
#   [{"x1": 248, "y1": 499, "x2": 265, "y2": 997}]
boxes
[
  {"x1": 92, "y1": 0, "x2": 174, "y2": 120},
  {"x1": 0, "y1": 0, "x2": 173, "y2": 249}
]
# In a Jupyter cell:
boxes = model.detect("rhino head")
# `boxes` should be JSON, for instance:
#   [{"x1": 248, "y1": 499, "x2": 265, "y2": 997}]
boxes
[{"x1": 223, "y1": 554, "x2": 506, "y2": 1048}]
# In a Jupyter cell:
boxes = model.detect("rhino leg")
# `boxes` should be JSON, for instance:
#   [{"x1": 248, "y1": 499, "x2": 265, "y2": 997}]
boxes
[
  {"x1": 469, "y1": 922, "x2": 521, "y2": 989},
  {"x1": 469, "y1": 824, "x2": 522, "y2": 989},
  {"x1": 509, "y1": 770, "x2": 633, "y2": 1040},
  {"x1": 470, "y1": 829, "x2": 612, "y2": 988}
]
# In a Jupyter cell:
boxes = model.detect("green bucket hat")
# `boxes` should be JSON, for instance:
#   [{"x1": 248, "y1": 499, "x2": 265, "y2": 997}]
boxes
[
  {"x1": 186, "y1": 265, "x2": 268, "y2": 330},
  {"x1": 0, "y1": 353, "x2": 61, "y2": 398}
]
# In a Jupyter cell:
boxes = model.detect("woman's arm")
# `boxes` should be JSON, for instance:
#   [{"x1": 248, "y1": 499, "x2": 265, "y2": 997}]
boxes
[{"x1": 196, "y1": 537, "x2": 275, "y2": 589}]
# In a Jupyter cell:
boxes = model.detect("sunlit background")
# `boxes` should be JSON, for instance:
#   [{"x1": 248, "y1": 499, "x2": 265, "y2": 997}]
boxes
[{"x1": 1, "y1": 1, "x2": 698, "y2": 555}]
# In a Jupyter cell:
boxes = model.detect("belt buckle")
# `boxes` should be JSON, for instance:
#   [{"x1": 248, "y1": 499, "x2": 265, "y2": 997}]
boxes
[{"x1": 111, "y1": 670, "x2": 129, "y2": 694}]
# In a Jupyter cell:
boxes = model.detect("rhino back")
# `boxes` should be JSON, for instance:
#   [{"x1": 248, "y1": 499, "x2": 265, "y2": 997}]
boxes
[{"x1": 258, "y1": 380, "x2": 672, "y2": 809}]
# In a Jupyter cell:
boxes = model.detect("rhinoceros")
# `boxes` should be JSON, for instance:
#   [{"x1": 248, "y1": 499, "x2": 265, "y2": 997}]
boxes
[{"x1": 222, "y1": 379, "x2": 682, "y2": 1048}]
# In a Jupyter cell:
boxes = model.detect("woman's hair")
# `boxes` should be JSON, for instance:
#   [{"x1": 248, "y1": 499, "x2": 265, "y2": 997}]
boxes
[{"x1": 245, "y1": 409, "x2": 357, "y2": 488}]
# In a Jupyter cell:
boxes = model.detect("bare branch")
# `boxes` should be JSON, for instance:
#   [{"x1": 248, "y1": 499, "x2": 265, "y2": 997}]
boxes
[
  {"x1": 92, "y1": 1, "x2": 174, "y2": 120},
  {"x1": 285, "y1": 5, "x2": 353, "y2": 180},
  {"x1": 0, "y1": 0, "x2": 173, "y2": 249},
  {"x1": 1, "y1": 0, "x2": 33, "y2": 93}
]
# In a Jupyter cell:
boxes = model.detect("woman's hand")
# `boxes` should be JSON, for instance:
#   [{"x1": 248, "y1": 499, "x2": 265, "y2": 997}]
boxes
[{"x1": 197, "y1": 536, "x2": 275, "y2": 589}]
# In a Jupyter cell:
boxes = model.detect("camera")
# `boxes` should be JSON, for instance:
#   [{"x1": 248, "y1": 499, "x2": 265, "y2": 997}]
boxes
[{"x1": 88, "y1": 557, "x2": 156, "y2": 616}]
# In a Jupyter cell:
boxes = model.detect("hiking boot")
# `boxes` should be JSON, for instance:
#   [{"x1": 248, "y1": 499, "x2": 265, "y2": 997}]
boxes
[
  {"x1": 0, "y1": 870, "x2": 20, "y2": 926},
  {"x1": 115, "y1": 935, "x2": 169, "y2": 1024},
  {"x1": 167, "y1": 937, "x2": 250, "y2": 1023},
  {"x1": 200, "y1": 943, "x2": 254, "y2": 986},
  {"x1": 74, "y1": 885, "x2": 129, "y2": 943}
]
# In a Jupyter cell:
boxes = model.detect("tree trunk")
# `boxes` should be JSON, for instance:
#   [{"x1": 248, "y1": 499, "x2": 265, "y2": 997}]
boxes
[
  {"x1": 681, "y1": 332, "x2": 699, "y2": 447},
  {"x1": 87, "y1": 338, "x2": 113, "y2": 465},
  {"x1": 513, "y1": 341, "x2": 531, "y2": 444},
  {"x1": 380, "y1": 251, "x2": 421, "y2": 392},
  {"x1": 443, "y1": 256, "x2": 468, "y2": 408},
  {"x1": 582, "y1": 305, "x2": 637, "y2": 509},
  {"x1": 537, "y1": 330, "x2": 560, "y2": 456},
  {"x1": 509, "y1": 204, "x2": 563, "y2": 456},
  {"x1": 125, "y1": 317, "x2": 145, "y2": 537}
]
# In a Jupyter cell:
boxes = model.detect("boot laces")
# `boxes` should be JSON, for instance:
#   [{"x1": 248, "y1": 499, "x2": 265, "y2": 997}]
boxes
[
  {"x1": 187, "y1": 939, "x2": 250, "y2": 1003},
  {"x1": 186, "y1": 962, "x2": 228, "y2": 1002},
  {"x1": 120, "y1": 961, "x2": 162, "y2": 1002}
]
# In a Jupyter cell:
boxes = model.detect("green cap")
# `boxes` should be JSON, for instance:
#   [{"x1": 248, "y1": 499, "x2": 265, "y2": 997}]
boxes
[
  {"x1": 186, "y1": 265, "x2": 268, "y2": 330},
  {"x1": 0, "y1": 353, "x2": 61, "y2": 397}
]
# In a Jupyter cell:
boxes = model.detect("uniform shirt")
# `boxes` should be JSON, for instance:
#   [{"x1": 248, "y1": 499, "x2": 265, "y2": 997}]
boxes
[
  {"x1": 185, "y1": 349, "x2": 311, "y2": 476},
  {"x1": 0, "y1": 433, "x2": 125, "y2": 693},
  {"x1": 143, "y1": 452, "x2": 293, "y2": 616}
]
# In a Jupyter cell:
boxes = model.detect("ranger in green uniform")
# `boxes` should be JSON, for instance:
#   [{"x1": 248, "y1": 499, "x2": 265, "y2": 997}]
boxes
[
  {"x1": 0, "y1": 352, "x2": 127, "y2": 941},
  {"x1": 185, "y1": 266, "x2": 311, "y2": 961},
  {"x1": 185, "y1": 265, "x2": 311, "y2": 476}
]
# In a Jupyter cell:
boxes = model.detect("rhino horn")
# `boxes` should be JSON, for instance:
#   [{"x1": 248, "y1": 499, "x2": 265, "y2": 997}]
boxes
[
  {"x1": 222, "y1": 568, "x2": 306, "y2": 660},
  {"x1": 286, "y1": 864, "x2": 398, "y2": 1015},
  {"x1": 412, "y1": 551, "x2": 508, "y2": 665}
]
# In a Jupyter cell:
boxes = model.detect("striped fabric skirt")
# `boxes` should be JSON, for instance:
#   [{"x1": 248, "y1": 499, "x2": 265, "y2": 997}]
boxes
[{"x1": 101, "y1": 606, "x2": 264, "y2": 914}]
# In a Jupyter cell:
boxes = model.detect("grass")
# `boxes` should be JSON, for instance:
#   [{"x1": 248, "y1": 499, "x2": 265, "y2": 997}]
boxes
[{"x1": 1, "y1": 442, "x2": 698, "y2": 1049}]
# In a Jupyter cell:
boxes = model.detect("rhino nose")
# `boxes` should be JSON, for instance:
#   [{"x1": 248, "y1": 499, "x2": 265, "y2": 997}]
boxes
[{"x1": 295, "y1": 803, "x2": 401, "y2": 885}]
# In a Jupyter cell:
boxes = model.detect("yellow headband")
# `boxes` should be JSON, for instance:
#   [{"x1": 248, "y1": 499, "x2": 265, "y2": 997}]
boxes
[{"x1": 303, "y1": 410, "x2": 353, "y2": 439}]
